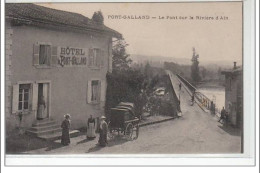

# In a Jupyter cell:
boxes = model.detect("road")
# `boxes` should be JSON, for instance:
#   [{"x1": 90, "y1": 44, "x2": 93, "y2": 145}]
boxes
[{"x1": 24, "y1": 73, "x2": 241, "y2": 154}]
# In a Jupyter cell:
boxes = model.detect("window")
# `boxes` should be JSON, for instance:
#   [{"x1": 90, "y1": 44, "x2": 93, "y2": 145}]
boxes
[
  {"x1": 33, "y1": 43, "x2": 58, "y2": 67},
  {"x1": 88, "y1": 48, "x2": 105, "y2": 68},
  {"x1": 87, "y1": 80, "x2": 106, "y2": 104},
  {"x1": 91, "y1": 80, "x2": 99, "y2": 102},
  {"x1": 18, "y1": 84, "x2": 31, "y2": 111},
  {"x1": 39, "y1": 45, "x2": 51, "y2": 65},
  {"x1": 12, "y1": 83, "x2": 39, "y2": 114}
]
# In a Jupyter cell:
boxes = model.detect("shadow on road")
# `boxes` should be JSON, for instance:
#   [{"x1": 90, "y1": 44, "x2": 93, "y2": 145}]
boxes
[
  {"x1": 45, "y1": 141, "x2": 66, "y2": 151},
  {"x1": 86, "y1": 144, "x2": 103, "y2": 153},
  {"x1": 217, "y1": 125, "x2": 241, "y2": 136},
  {"x1": 107, "y1": 136, "x2": 129, "y2": 147},
  {"x1": 76, "y1": 138, "x2": 96, "y2": 145},
  {"x1": 6, "y1": 132, "x2": 51, "y2": 154},
  {"x1": 86, "y1": 135, "x2": 129, "y2": 153}
]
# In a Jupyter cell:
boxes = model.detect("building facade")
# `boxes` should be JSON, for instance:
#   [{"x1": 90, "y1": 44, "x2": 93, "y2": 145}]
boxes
[
  {"x1": 5, "y1": 3, "x2": 121, "y2": 136},
  {"x1": 222, "y1": 62, "x2": 243, "y2": 128}
]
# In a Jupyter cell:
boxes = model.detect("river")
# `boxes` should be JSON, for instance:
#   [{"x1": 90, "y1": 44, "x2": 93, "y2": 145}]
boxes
[{"x1": 197, "y1": 87, "x2": 225, "y2": 114}]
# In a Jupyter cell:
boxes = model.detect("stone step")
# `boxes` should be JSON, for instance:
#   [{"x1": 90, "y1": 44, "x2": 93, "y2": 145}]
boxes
[
  {"x1": 26, "y1": 127, "x2": 62, "y2": 137},
  {"x1": 34, "y1": 118, "x2": 54, "y2": 123},
  {"x1": 28, "y1": 124, "x2": 61, "y2": 132},
  {"x1": 32, "y1": 120, "x2": 57, "y2": 127},
  {"x1": 38, "y1": 130, "x2": 80, "y2": 141}
]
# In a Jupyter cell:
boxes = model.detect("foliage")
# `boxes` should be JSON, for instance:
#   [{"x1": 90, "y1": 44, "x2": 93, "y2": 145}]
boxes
[
  {"x1": 191, "y1": 47, "x2": 201, "y2": 82},
  {"x1": 201, "y1": 67, "x2": 207, "y2": 79},
  {"x1": 106, "y1": 39, "x2": 179, "y2": 118},
  {"x1": 144, "y1": 62, "x2": 153, "y2": 78},
  {"x1": 105, "y1": 69, "x2": 145, "y2": 120},
  {"x1": 92, "y1": 11, "x2": 104, "y2": 24},
  {"x1": 112, "y1": 39, "x2": 132, "y2": 71},
  {"x1": 159, "y1": 99, "x2": 177, "y2": 117}
]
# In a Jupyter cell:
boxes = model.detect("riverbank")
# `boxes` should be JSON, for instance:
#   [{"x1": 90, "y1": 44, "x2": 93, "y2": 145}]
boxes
[{"x1": 196, "y1": 79, "x2": 224, "y2": 89}]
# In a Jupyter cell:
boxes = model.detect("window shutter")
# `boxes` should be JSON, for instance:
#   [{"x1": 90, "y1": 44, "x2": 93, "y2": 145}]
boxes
[
  {"x1": 97, "y1": 80, "x2": 101, "y2": 102},
  {"x1": 87, "y1": 81, "x2": 92, "y2": 103},
  {"x1": 100, "y1": 50, "x2": 105, "y2": 67},
  {"x1": 100, "y1": 80, "x2": 106, "y2": 102},
  {"x1": 32, "y1": 83, "x2": 38, "y2": 111},
  {"x1": 51, "y1": 46, "x2": 58, "y2": 66},
  {"x1": 88, "y1": 49, "x2": 94, "y2": 66},
  {"x1": 12, "y1": 84, "x2": 19, "y2": 114},
  {"x1": 33, "y1": 44, "x2": 40, "y2": 65},
  {"x1": 46, "y1": 45, "x2": 52, "y2": 65},
  {"x1": 96, "y1": 49, "x2": 101, "y2": 67}
]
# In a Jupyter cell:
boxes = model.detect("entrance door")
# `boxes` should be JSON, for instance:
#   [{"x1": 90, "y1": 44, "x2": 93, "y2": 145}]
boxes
[{"x1": 37, "y1": 83, "x2": 50, "y2": 120}]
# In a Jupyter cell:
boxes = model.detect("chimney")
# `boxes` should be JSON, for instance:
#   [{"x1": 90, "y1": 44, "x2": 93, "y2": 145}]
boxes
[{"x1": 233, "y1": 62, "x2": 237, "y2": 69}]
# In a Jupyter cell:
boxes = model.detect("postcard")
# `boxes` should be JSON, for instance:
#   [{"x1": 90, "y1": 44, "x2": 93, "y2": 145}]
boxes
[{"x1": 2, "y1": 0, "x2": 256, "y2": 167}]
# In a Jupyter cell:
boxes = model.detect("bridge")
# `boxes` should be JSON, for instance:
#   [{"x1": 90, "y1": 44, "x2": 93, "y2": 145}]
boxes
[{"x1": 166, "y1": 70, "x2": 220, "y2": 117}]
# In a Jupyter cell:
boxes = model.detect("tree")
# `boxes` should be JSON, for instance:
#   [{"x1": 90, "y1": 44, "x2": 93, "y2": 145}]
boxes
[
  {"x1": 144, "y1": 62, "x2": 152, "y2": 78},
  {"x1": 201, "y1": 67, "x2": 207, "y2": 80},
  {"x1": 191, "y1": 47, "x2": 201, "y2": 82},
  {"x1": 105, "y1": 69, "x2": 145, "y2": 119},
  {"x1": 112, "y1": 39, "x2": 132, "y2": 71}
]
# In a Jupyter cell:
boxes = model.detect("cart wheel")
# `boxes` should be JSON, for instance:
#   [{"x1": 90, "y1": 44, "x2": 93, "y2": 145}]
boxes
[{"x1": 125, "y1": 123, "x2": 134, "y2": 140}]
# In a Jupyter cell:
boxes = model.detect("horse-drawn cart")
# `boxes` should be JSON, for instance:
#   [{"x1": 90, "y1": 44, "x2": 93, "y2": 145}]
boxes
[{"x1": 108, "y1": 102, "x2": 140, "y2": 140}]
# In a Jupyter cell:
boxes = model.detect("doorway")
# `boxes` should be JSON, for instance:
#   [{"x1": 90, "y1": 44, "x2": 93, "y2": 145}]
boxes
[{"x1": 37, "y1": 83, "x2": 50, "y2": 120}]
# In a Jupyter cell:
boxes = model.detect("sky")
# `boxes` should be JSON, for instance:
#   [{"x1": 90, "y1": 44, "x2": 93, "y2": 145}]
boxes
[{"x1": 39, "y1": 2, "x2": 242, "y2": 65}]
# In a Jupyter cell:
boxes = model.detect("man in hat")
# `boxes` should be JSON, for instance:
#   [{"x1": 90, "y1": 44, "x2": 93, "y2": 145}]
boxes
[
  {"x1": 98, "y1": 116, "x2": 108, "y2": 147},
  {"x1": 61, "y1": 114, "x2": 71, "y2": 145}
]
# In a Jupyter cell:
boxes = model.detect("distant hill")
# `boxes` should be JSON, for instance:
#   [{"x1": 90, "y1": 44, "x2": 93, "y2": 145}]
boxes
[
  {"x1": 130, "y1": 54, "x2": 190, "y2": 67},
  {"x1": 129, "y1": 54, "x2": 238, "y2": 69}
]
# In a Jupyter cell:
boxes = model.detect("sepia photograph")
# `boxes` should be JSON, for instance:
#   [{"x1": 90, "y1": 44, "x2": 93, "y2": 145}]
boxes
[{"x1": 2, "y1": 0, "x2": 256, "y2": 167}]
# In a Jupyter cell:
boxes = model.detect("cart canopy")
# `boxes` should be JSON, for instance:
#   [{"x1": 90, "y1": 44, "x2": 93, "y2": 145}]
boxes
[{"x1": 110, "y1": 107, "x2": 135, "y2": 128}]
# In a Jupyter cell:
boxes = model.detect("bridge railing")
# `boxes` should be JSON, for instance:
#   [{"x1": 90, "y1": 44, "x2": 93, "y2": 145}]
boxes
[
  {"x1": 195, "y1": 92, "x2": 212, "y2": 110},
  {"x1": 176, "y1": 74, "x2": 196, "y2": 94},
  {"x1": 177, "y1": 74, "x2": 218, "y2": 114}
]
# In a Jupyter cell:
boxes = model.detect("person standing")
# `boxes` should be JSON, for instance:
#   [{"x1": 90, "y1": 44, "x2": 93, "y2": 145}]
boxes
[
  {"x1": 98, "y1": 116, "x2": 108, "y2": 147},
  {"x1": 218, "y1": 107, "x2": 226, "y2": 123},
  {"x1": 37, "y1": 96, "x2": 46, "y2": 120},
  {"x1": 191, "y1": 93, "x2": 195, "y2": 102},
  {"x1": 179, "y1": 83, "x2": 182, "y2": 90},
  {"x1": 87, "y1": 115, "x2": 96, "y2": 140},
  {"x1": 61, "y1": 114, "x2": 71, "y2": 146}
]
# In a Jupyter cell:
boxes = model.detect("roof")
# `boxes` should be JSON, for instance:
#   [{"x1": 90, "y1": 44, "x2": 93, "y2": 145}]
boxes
[
  {"x1": 5, "y1": 3, "x2": 122, "y2": 38},
  {"x1": 118, "y1": 102, "x2": 134, "y2": 108},
  {"x1": 221, "y1": 66, "x2": 242, "y2": 75}
]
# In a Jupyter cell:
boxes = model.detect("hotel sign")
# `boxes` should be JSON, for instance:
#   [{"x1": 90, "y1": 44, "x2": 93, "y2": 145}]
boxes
[{"x1": 58, "y1": 46, "x2": 88, "y2": 66}]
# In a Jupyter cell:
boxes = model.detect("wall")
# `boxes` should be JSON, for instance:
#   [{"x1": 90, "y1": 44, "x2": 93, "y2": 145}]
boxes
[
  {"x1": 224, "y1": 73, "x2": 240, "y2": 126},
  {"x1": 5, "y1": 21, "x2": 18, "y2": 135},
  {"x1": 8, "y1": 25, "x2": 112, "y2": 130}
]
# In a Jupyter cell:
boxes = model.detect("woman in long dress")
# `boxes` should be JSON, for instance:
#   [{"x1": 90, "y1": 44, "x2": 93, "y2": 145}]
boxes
[
  {"x1": 61, "y1": 114, "x2": 71, "y2": 146},
  {"x1": 87, "y1": 115, "x2": 96, "y2": 139},
  {"x1": 98, "y1": 116, "x2": 108, "y2": 147},
  {"x1": 37, "y1": 96, "x2": 46, "y2": 120}
]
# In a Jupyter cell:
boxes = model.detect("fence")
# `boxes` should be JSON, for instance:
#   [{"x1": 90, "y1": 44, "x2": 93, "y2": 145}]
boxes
[
  {"x1": 176, "y1": 74, "x2": 196, "y2": 94},
  {"x1": 176, "y1": 74, "x2": 218, "y2": 115}
]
